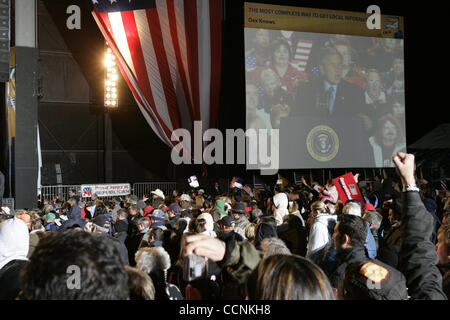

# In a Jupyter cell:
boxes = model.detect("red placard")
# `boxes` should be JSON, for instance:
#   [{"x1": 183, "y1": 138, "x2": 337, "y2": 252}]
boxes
[{"x1": 332, "y1": 173, "x2": 365, "y2": 204}]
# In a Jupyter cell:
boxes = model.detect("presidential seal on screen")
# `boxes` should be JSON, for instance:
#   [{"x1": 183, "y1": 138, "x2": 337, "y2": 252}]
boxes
[{"x1": 306, "y1": 125, "x2": 339, "y2": 162}]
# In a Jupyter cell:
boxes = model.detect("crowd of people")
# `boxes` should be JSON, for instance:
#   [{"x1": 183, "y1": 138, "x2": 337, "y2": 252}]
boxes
[
  {"x1": 0, "y1": 152, "x2": 448, "y2": 300},
  {"x1": 245, "y1": 29, "x2": 406, "y2": 167}
]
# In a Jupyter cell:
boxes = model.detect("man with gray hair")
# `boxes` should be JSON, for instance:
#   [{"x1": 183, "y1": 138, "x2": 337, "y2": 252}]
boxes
[
  {"x1": 362, "y1": 205, "x2": 383, "y2": 250},
  {"x1": 342, "y1": 200, "x2": 377, "y2": 259}
]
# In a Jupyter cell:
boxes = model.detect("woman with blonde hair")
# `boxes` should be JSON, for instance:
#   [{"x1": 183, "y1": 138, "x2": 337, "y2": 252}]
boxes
[{"x1": 306, "y1": 201, "x2": 337, "y2": 264}]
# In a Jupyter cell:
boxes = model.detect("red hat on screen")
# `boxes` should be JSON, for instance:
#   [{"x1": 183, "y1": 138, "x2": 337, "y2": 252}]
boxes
[{"x1": 363, "y1": 203, "x2": 375, "y2": 211}]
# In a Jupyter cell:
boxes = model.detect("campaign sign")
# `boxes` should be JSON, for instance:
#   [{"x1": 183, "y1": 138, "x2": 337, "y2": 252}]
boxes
[
  {"x1": 332, "y1": 173, "x2": 365, "y2": 204},
  {"x1": 81, "y1": 183, "x2": 131, "y2": 198}
]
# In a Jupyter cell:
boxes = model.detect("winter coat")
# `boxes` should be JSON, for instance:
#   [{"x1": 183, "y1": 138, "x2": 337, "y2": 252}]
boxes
[
  {"x1": 106, "y1": 234, "x2": 129, "y2": 266},
  {"x1": 217, "y1": 237, "x2": 263, "y2": 287},
  {"x1": 306, "y1": 213, "x2": 337, "y2": 261},
  {"x1": 277, "y1": 212, "x2": 308, "y2": 256},
  {"x1": 0, "y1": 218, "x2": 29, "y2": 299},
  {"x1": 273, "y1": 192, "x2": 289, "y2": 226},
  {"x1": 254, "y1": 217, "x2": 278, "y2": 250},
  {"x1": 60, "y1": 205, "x2": 86, "y2": 231},
  {"x1": 318, "y1": 222, "x2": 378, "y2": 277},
  {"x1": 398, "y1": 191, "x2": 447, "y2": 299},
  {"x1": 329, "y1": 246, "x2": 369, "y2": 289}
]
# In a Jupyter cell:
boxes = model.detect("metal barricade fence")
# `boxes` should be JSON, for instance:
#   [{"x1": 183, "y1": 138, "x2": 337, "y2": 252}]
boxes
[
  {"x1": 40, "y1": 182, "x2": 177, "y2": 201},
  {"x1": 132, "y1": 182, "x2": 177, "y2": 199},
  {"x1": 40, "y1": 185, "x2": 82, "y2": 201}
]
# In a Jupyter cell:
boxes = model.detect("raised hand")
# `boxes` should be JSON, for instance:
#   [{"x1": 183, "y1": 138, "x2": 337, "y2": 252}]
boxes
[{"x1": 392, "y1": 152, "x2": 416, "y2": 186}]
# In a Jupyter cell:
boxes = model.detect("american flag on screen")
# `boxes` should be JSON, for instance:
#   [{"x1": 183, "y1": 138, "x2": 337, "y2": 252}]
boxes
[
  {"x1": 282, "y1": 35, "x2": 313, "y2": 72},
  {"x1": 90, "y1": 0, "x2": 222, "y2": 149},
  {"x1": 291, "y1": 40, "x2": 313, "y2": 72}
]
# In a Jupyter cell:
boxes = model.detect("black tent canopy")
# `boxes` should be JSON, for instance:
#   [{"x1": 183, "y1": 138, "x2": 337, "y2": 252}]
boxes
[
  {"x1": 408, "y1": 124, "x2": 450, "y2": 187},
  {"x1": 409, "y1": 124, "x2": 450, "y2": 150}
]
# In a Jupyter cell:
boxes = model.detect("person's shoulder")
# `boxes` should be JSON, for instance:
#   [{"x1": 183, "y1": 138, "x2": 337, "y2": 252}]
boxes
[{"x1": 340, "y1": 79, "x2": 364, "y2": 94}]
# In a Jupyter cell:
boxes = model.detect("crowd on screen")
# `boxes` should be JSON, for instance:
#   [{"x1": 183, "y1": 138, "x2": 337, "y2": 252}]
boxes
[
  {"x1": 245, "y1": 29, "x2": 406, "y2": 167},
  {"x1": 0, "y1": 152, "x2": 448, "y2": 300}
]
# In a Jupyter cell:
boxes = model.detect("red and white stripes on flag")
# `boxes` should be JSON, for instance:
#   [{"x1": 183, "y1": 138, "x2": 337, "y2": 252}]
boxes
[
  {"x1": 91, "y1": 0, "x2": 222, "y2": 149},
  {"x1": 291, "y1": 40, "x2": 313, "y2": 72}
]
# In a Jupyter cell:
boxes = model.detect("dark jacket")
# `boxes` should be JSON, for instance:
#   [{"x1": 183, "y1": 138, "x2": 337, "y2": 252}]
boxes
[
  {"x1": 217, "y1": 237, "x2": 263, "y2": 288},
  {"x1": 219, "y1": 230, "x2": 245, "y2": 243},
  {"x1": 329, "y1": 246, "x2": 369, "y2": 289},
  {"x1": 293, "y1": 77, "x2": 365, "y2": 119},
  {"x1": 277, "y1": 213, "x2": 308, "y2": 256},
  {"x1": 128, "y1": 213, "x2": 143, "y2": 236},
  {"x1": 0, "y1": 259, "x2": 27, "y2": 300},
  {"x1": 398, "y1": 191, "x2": 447, "y2": 300},
  {"x1": 60, "y1": 205, "x2": 86, "y2": 231},
  {"x1": 254, "y1": 216, "x2": 278, "y2": 250},
  {"x1": 109, "y1": 235, "x2": 129, "y2": 266}
]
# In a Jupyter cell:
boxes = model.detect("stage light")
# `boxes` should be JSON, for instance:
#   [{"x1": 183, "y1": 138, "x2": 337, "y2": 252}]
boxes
[{"x1": 104, "y1": 43, "x2": 119, "y2": 108}]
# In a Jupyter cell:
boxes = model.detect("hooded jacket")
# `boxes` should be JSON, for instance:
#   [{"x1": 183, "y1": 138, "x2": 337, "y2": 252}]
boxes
[
  {"x1": 306, "y1": 213, "x2": 337, "y2": 260},
  {"x1": 273, "y1": 192, "x2": 289, "y2": 226},
  {"x1": 215, "y1": 199, "x2": 227, "y2": 217},
  {"x1": 0, "y1": 218, "x2": 30, "y2": 299},
  {"x1": 254, "y1": 216, "x2": 278, "y2": 250},
  {"x1": 197, "y1": 212, "x2": 217, "y2": 238}
]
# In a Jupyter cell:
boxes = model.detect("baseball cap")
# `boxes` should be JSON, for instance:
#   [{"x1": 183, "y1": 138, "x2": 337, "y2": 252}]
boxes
[
  {"x1": 363, "y1": 203, "x2": 375, "y2": 212},
  {"x1": 342, "y1": 260, "x2": 409, "y2": 300},
  {"x1": 44, "y1": 213, "x2": 56, "y2": 220},
  {"x1": 128, "y1": 195, "x2": 138, "y2": 204},
  {"x1": 169, "y1": 203, "x2": 180, "y2": 213},
  {"x1": 137, "y1": 200, "x2": 147, "y2": 210},
  {"x1": 152, "y1": 209, "x2": 166, "y2": 220},
  {"x1": 220, "y1": 215, "x2": 235, "y2": 227}
]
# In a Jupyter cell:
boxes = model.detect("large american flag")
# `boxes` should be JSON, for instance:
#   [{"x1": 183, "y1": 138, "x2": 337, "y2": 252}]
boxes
[{"x1": 90, "y1": 0, "x2": 222, "y2": 150}]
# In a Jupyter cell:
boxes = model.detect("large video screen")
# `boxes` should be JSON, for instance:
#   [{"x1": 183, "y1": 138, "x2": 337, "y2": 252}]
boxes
[{"x1": 245, "y1": 4, "x2": 405, "y2": 169}]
